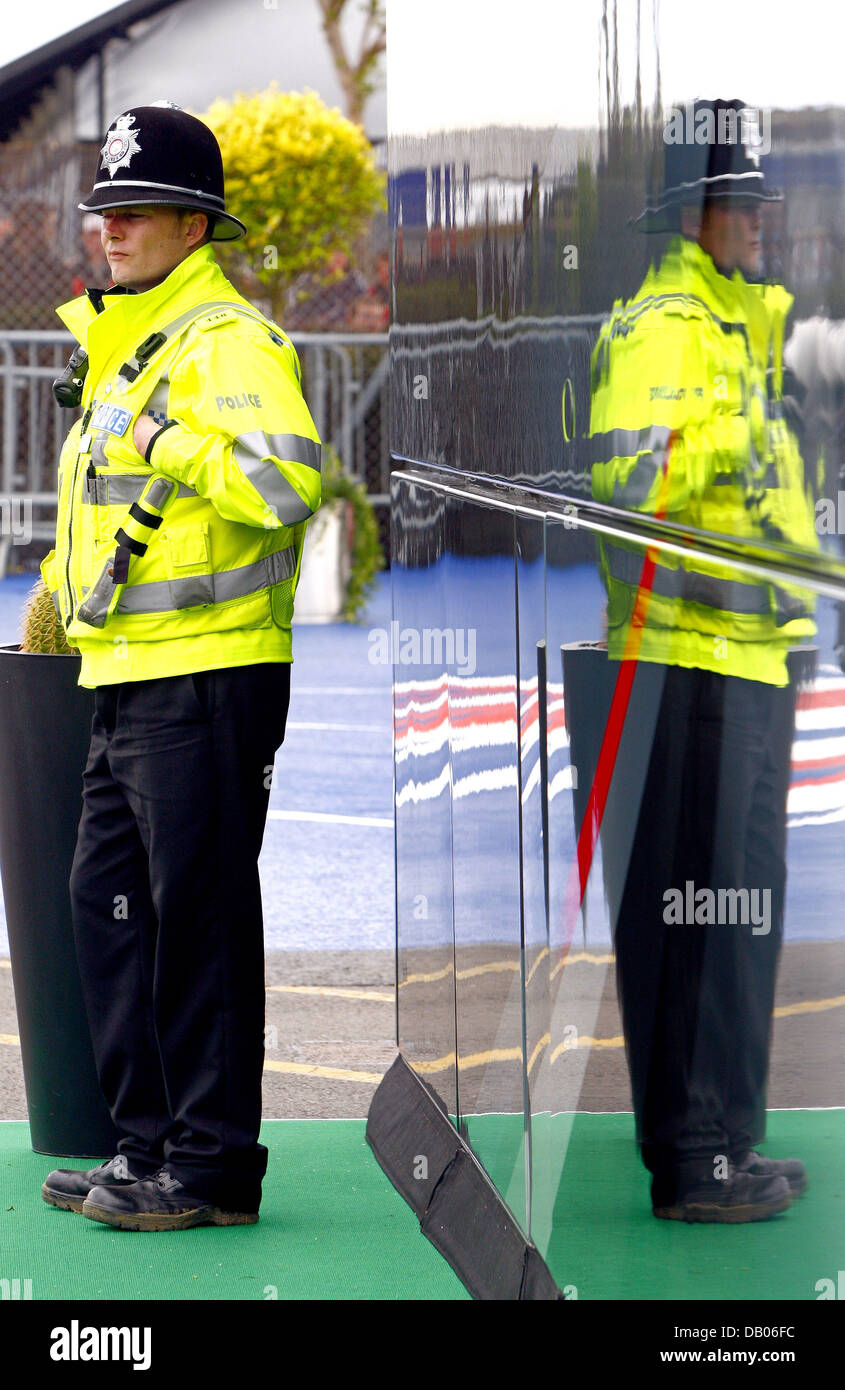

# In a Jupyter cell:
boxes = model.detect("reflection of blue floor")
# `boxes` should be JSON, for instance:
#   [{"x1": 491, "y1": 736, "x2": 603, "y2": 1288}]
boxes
[
  {"x1": 1, "y1": 555, "x2": 843, "y2": 957},
  {"x1": 393, "y1": 556, "x2": 845, "y2": 947}
]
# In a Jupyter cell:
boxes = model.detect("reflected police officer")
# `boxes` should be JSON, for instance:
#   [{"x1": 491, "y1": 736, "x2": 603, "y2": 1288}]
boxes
[{"x1": 589, "y1": 99, "x2": 817, "y2": 1222}]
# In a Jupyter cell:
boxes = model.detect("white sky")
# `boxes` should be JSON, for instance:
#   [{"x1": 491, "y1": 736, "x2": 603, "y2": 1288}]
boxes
[
  {"x1": 387, "y1": 0, "x2": 845, "y2": 133},
  {"x1": 0, "y1": 0, "x2": 120, "y2": 67},
  {"x1": 2, "y1": 0, "x2": 844, "y2": 128}
]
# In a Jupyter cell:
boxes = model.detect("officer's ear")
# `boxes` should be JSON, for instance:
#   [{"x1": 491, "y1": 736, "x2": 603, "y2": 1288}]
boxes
[
  {"x1": 680, "y1": 202, "x2": 702, "y2": 241},
  {"x1": 179, "y1": 210, "x2": 209, "y2": 249}
]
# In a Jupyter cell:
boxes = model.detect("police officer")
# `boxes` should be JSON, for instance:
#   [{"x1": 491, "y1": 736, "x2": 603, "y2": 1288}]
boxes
[
  {"x1": 589, "y1": 99, "x2": 816, "y2": 1222},
  {"x1": 40, "y1": 104, "x2": 321, "y2": 1230}
]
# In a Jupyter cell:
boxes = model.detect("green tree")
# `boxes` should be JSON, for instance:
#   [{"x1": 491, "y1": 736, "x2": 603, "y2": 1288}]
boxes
[{"x1": 200, "y1": 86, "x2": 385, "y2": 320}]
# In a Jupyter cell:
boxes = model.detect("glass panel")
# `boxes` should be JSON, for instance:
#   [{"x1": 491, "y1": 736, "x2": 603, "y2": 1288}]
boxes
[
  {"x1": 443, "y1": 493, "x2": 527, "y2": 1230},
  {"x1": 514, "y1": 511, "x2": 552, "y2": 1245},
  {"x1": 543, "y1": 509, "x2": 845, "y2": 1299},
  {"x1": 393, "y1": 474, "x2": 458, "y2": 1118},
  {"x1": 387, "y1": 0, "x2": 845, "y2": 1300}
]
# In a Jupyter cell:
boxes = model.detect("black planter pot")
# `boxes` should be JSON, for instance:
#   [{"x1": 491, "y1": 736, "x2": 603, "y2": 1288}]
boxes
[{"x1": 0, "y1": 645, "x2": 119, "y2": 1156}]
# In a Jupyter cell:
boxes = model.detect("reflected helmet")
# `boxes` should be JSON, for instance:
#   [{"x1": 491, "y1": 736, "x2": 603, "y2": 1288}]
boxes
[{"x1": 634, "y1": 97, "x2": 782, "y2": 233}]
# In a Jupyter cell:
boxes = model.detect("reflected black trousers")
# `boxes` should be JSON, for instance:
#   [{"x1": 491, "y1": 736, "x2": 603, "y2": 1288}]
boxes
[
  {"x1": 608, "y1": 664, "x2": 797, "y2": 1199},
  {"x1": 69, "y1": 663, "x2": 290, "y2": 1212}
]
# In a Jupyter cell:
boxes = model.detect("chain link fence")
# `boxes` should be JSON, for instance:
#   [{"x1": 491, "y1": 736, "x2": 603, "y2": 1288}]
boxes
[{"x1": 0, "y1": 139, "x2": 390, "y2": 575}]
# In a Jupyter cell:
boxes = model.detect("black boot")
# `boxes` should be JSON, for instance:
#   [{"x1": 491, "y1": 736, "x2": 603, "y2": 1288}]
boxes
[
  {"x1": 81, "y1": 1169, "x2": 259, "y2": 1231},
  {"x1": 42, "y1": 1155, "x2": 153, "y2": 1214},
  {"x1": 734, "y1": 1150, "x2": 807, "y2": 1196},
  {"x1": 652, "y1": 1165, "x2": 792, "y2": 1223}
]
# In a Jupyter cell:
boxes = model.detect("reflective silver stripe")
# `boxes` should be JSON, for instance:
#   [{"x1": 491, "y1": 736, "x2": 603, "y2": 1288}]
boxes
[
  {"x1": 608, "y1": 293, "x2": 748, "y2": 342},
  {"x1": 746, "y1": 464, "x2": 779, "y2": 491},
  {"x1": 234, "y1": 432, "x2": 315, "y2": 523},
  {"x1": 713, "y1": 466, "x2": 778, "y2": 489},
  {"x1": 81, "y1": 471, "x2": 197, "y2": 505},
  {"x1": 89, "y1": 179, "x2": 226, "y2": 206},
  {"x1": 264, "y1": 433, "x2": 321, "y2": 472},
  {"x1": 76, "y1": 556, "x2": 118, "y2": 628},
  {"x1": 590, "y1": 424, "x2": 671, "y2": 462},
  {"x1": 590, "y1": 425, "x2": 672, "y2": 506},
  {"x1": 606, "y1": 546, "x2": 770, "y2": 615},
  {"x1": 116, "y1": 543, "x2": 298, "y2": 615},
  {"x1": 121, "y1": 300, "x2": 278, "y2": 377},
  {"x1": 143, "y1": 476, "x2": 179, "y2": 513},
  {"x1": 237, "y1": 428, "x2": 321, "y2": 473}
]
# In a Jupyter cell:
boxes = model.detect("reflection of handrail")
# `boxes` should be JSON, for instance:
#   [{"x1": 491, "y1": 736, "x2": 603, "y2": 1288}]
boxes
[{"x1": 394, "y1": 458, "x2": 845, "y2": 604}]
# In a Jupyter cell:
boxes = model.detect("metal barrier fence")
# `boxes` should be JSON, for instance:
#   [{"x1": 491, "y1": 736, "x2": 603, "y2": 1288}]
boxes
[{"x1": 0, "y1": 330, "x2": 389, "y2": 575}]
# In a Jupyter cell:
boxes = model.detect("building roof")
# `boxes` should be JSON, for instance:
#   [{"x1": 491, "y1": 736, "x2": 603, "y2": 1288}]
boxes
[{"x1": 0, "y1": 0, "x2": 177, "y2": 140}]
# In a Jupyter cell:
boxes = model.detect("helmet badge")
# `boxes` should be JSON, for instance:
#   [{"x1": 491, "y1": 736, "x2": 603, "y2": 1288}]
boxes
[{"x1": 100, "y1": 113, "x2": 142, "y2": 179}]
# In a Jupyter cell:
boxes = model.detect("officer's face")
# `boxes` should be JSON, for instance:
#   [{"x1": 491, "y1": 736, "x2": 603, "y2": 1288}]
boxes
[
  {"x1": 699, "y1": 202, "x2": 763, "y2": 277},
  {"x1": 99, "y1": 206, "x2": 207, "y2": 291}
]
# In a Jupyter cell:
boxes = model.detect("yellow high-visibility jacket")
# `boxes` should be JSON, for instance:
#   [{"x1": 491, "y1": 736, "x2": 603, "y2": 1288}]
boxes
[
  {"x1": 41, "y1": 244, "x2": 321, "y2": 688},
  {"x1": 589, "y1": 235, "x2": 817, "y2": 686}
]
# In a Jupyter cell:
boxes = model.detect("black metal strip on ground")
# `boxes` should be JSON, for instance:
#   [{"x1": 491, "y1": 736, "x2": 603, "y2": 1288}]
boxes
[{"x1": 365, "y1": 1052, "x2": 563, "y2": 1300}]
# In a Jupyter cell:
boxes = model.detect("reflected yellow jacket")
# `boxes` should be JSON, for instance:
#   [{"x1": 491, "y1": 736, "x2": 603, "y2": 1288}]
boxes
[
  {"x1": 589, "y1": 236, "x2": 816, "y2": 685},
  {"x1": 41, "y1": 244, "x2": 321, "y2": 688}
]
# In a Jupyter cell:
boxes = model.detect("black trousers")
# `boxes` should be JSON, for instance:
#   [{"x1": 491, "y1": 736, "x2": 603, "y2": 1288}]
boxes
[
  {"x1": 606, "y1": 664, "x2": 796, "y2": 1200},
  {"x1": 69, "y1": 663, "x2": 290, "y2": 1211}
]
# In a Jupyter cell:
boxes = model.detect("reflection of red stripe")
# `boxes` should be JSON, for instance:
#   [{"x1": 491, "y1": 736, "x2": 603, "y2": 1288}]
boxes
[
  {"x1": 791, "y1": 753, "x2": 845, "y2": 773},
  {"x1": 394, "y1": 701, "x2": 570, "y2": 745},
  {"x1": 790, "y1": 769, "x2": 845, "y2": 789},
  {"x1": 573, "y1": 658, "x2": 638, "y2": 899},
  {"x1": 395, "y1": 701, "x2": 517, "y2": 735},
  {"x1": 453, "y1": 708, "x2": 515, "y2": 730},
  {"x1": 563, "y1": 434, "x2": 678, "y2": 948},
  {"x1": 796, "y1": 688, "x2": 845, "y2": 710}
]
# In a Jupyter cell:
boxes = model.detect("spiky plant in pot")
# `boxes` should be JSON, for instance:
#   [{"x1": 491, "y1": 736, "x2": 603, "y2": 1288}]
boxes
[{"x1": 19, "y1": 579, "x2": 77, "y2": 654}]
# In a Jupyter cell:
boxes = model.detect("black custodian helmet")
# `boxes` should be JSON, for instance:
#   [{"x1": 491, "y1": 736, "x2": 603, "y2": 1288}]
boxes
[
  {"x1": 634, "y1": 97, "x2": 782, "y2": 233},
  {"x1": 78, "y1": 101, "x2": 246, "y2": 241}
]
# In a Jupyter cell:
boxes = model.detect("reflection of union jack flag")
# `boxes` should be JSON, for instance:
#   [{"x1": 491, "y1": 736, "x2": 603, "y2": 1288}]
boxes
[
  {"x1": 393, "y1": 670, "x2": 845, "y2": 830},
  {"x1": 790, "y1": 670, "x2": 845, "y2": 827},
  {"x1": 393, "y1": 675, "x2": 570, "y2": 810}
]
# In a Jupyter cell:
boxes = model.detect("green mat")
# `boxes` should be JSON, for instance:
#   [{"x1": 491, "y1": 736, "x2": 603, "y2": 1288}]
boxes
[
  {"x1": 0, "y1": 1120, "x2": 468, "y2": 1301},
  {"x1": 2, "y1": 1111, "x2": 841, "y2": 1300},
  {"x1": 469, "y1": 1108, "x2": 845, "y2": 1301}
]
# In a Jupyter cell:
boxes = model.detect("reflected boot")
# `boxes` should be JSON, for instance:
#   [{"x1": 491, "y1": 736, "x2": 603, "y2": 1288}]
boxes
[
  {"x1": 82, "y1": 1168, "x2": 260, "y2": 1231},
  {"x1": 42, "y1": 1155, "x2": 154, "y2": 1213},
  {"x1": 651, "y1": 1160, "x2": 792, "y2": 1223},
  {"x1": 734, "y1": 1150, "x2": 807, "y2": 1196}
]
